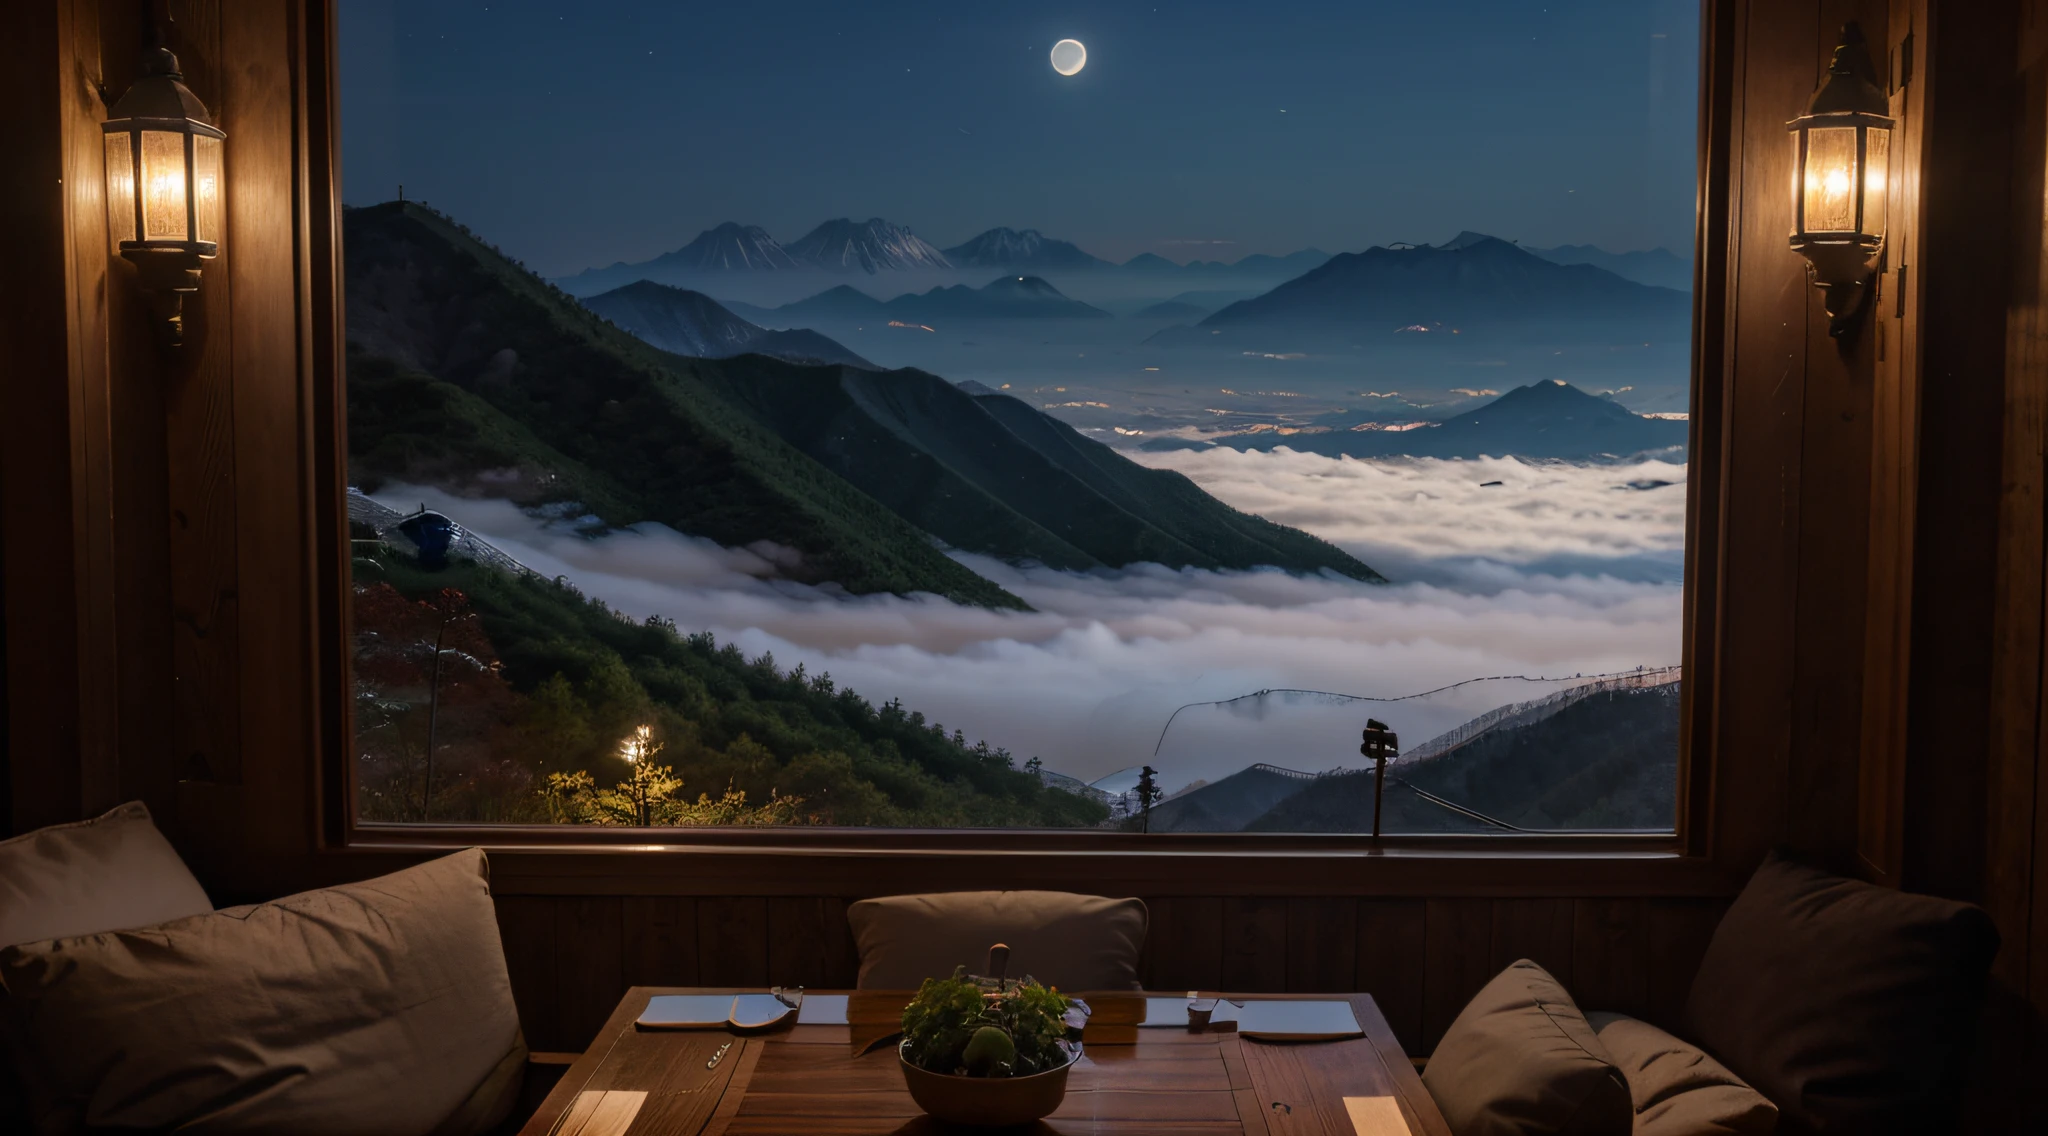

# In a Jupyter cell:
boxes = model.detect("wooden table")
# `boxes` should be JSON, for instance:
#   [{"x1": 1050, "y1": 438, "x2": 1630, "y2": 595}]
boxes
[{"x1": 521, "y1": 988, "x2": 1453, "y2": 1136}]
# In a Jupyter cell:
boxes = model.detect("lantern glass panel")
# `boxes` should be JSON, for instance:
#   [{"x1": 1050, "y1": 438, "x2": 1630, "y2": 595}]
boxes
[
  {"x1": 140, "y1": 130, "x2": 189, "y2": 242},
  {"x1": 1802, "y1": 125, "x2": 1859, "y2": 234},
  {"x1": 104, "y1": 133, "x2": 136, "y2": 249},
  {"x1": 1862, "y1": 127, "x2": 1890, "y2": 239},
  {"x1": 194, "y1": 134, "x2": 223, "y2": 246}
]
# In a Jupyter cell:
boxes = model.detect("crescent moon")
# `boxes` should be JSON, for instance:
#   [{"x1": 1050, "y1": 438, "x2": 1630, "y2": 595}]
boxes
[{"x1": 1050, "y1": 39, "x2": 1087, "y2": 77}]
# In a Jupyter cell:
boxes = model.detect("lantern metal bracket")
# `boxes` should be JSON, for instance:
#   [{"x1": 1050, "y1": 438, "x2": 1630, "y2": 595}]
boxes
[
  {"x1": 123, "y1": 247, "x2": 205, "y2": 347},
  {"x1": 1801, "y1": 245, "x2": 1882, "y2": 340}
]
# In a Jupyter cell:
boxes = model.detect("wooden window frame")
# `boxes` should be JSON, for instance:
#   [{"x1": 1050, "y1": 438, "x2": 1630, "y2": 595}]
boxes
[{"x1": 307, "y1": 0, "x2": 1746, "y2": 899}]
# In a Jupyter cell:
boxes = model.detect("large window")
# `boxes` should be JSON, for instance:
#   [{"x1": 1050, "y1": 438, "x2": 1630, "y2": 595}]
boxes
[{"x1": 337, "y1": 0, "x2": 1699, "y2": 833}]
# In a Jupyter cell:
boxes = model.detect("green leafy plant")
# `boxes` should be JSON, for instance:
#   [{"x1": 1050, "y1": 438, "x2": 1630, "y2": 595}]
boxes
[{"x1": 900, "y1": 968, "x2": 1075, "y2": 1077}]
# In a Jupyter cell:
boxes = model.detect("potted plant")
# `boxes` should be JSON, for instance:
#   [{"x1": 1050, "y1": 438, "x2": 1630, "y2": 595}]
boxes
[{"x1": 897, "y1": 947, "x2": 1082, "y2": 1127}]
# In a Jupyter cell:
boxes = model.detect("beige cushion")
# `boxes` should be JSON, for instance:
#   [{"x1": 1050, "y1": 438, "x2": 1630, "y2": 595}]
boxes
[
  {"x1": 1423, "y1": 959, "x2": 1632, "y2": 1136},
  {"x1": 1586, "y1": 1012, "x2": 1776, "y2": 1135},
  {"x1": 847, "y1": 890, "x2": 1148, "y2": 991},
  {"x1": 0, "y1": 801, "x2": 212, "y2": 948},
  {"x1": 0, "y1": 848, "x2": 523, "y2": 1136}
]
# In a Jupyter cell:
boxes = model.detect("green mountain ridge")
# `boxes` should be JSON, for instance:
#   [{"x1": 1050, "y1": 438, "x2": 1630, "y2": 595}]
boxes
[
  {"x1": 345, "y1": 201, "x2": 1380, "y2": 592},
  {"x1": 696, "y1": 356, "x2": 1382, "y2": 578},
  {"x1": 344, "y1": 201, "x2": 1024, "y2": 609}
]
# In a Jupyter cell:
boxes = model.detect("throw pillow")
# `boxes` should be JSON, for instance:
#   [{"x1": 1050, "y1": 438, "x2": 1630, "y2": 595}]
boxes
[
  {"x1": 0, "y1": 801, "x2": 211, "y2": 949},
  {"x1": 848, "y1": 890, "x2": 1148, "y2": 991},
  {"x1": 1586, "y1": 1012, "x2": 1776, "y2": 1135},
  {"x1": 1683, "y1": 849, "x2": 1999, "y2": 1135},
  {"x1": 1423, "y1": 959, "x2": 1632, "y2": 1136},
  {"x1": 0, "y1": 848, "x2": 523, "y2": 1136}
]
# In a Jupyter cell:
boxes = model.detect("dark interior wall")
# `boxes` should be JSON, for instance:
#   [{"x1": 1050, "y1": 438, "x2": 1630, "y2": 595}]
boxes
[{"x1": 1, "y1": 0, "x2": 2043, "y2": 1090}]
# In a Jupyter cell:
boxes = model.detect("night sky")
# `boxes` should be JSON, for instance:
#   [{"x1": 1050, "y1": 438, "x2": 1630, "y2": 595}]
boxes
[{"x1": 339, "y1": 1, "x2": 1700, "y2": 278}]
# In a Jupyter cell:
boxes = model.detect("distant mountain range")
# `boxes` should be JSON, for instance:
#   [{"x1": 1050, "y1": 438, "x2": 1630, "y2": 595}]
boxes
[
  {"x1": 1185, "y1": 233, "x2": 1690, "y2": 339},
  {"x1": 768, "y1": 275, "x2": 1112, "y2": 322},
  {"x1": 943, "y1": 227, "x2": 1108, "y2": 270},
  {"x1": 580, "y1": 281, "x2": 875, "y2": 369},
  {"x1": 1153, "y1": 380, "x2": 1688, "y2": 462},
  {"x1": 343, "y1": 202, "x2": 1379, "y2": 606},
  {"x1": 557, "y1": 220, "x2": 1341, "y2": 297},
  {"x1": 1123, "y1": 248, "x2": 1332, "y2": 278},
  {"x1": 1526, "y1": 243, "x2": 1692, "y2": 292},
  {"x1": 785, "y1": 217, "x2": 952, "y2": 273}
]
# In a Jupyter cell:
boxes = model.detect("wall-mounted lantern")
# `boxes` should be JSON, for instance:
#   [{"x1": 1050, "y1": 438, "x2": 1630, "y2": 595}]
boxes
[
  {"x1": 102, "y1": 38, "x2": 224, "y2": 347},
  {"x1": 1788, "y1": 23, "x2": 1892, "y2": 339}
]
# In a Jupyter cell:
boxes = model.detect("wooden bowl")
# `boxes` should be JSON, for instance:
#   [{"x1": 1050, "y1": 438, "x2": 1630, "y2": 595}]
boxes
[{"x1": 897, "y1": 1042, "x2": 1078, "y2": 1127}]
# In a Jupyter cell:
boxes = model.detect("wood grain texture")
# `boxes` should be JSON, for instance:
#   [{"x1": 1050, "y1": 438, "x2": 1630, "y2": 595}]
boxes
[
  {"x1": 1488, "y1": 899, "x2": 1575, "y2": 989},
  {"x1": 1712, "y1": 0, "x2": 1814, "y2": 876},
  {"x1": 698, "y1": 897, "x2": 771, "y2": 987},
  {"x1": 496, "y1": 895, "x2": 563, "y2": 1051},
  {"x1": 1, "y1": 0, "x2": 117, "y2": 835},
  {"x1": 1991, "y1": 40, "x2": 2048, "y2": 998},
  {"x1": 1284, "y1": 897, "x2": 1357, "y2": 993},
  {"x1": 623, "y1": 896, "x2": 700, "y2": 988},
  {"x1": 1354, "y1": 900, "x2": 1427, "y2": 1057},
  {"x1": 555, "y1": 897, "x2": 626, "y2": 1051},
  {"x1": 1860, "y1": 0, "x2": 1931, "y2": 885},
  {"x1": 222, "y1": 0, "x2": 320, "y2": 871},
  {"x1": 1643, "y1": 898, "x2": 1727, "y2": 1031},
  {"x1": 1900, "y1": 0, "x2": 2020, "y2": 903},
  {"x1": 767, "y1": 897, "x2": 857, "y2": 988},
  {"x1": 1141, "y1": 896, "x2": 1223, "y2": 991},
  {"x1": 163, "y1": 2, "x2": 243, "y2": 805},
  {"x1": 1421, "y1": 900, "x2": 1492, "y2": 1052},
  {"x1": 1220, "y1": 898, "x2": 1287, "y2": 993},
  {"x1": 1571, "y1": 899, "x2": 1649, "y2": 1018}
]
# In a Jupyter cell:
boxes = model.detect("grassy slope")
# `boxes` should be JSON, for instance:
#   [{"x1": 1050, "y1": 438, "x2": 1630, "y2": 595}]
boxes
[{"x1": 344, "y1": 202, "x2": 1023, "y2": 609}]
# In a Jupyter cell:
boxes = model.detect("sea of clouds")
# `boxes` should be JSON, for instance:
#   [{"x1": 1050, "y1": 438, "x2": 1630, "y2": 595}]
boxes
[{"x1": 371, "y1": 449, "x2": 1686, "y2": 786}]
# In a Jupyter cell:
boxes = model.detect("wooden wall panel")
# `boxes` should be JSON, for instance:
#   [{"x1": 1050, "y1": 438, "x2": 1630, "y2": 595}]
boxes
[
  {"x1": 553, "y1": 897, "x2": 625, "y2": 1051},
  {"x1": 1355, "y1": 901, "x2": 1428, "y2": 1057},
  {"x1": 1571, "y1": 899, "x2": 1650, "y2": 1018},
  {"x1": 1705, "y1": 0, "x2": 1803, "y2": 874},
  {"x1": 1, "y1": 0, "x2": 129, "y2": 836},
  {"x1": 1787, "y1": 0, "x2": 1893, "y2": 868},
  {"x1": 698, "y1": 897, "x2": 770, "y2": 987},
  {"x1": 1140, "y1": 896, "x2": 1223, "y2": 992},
  {"x1": 1284, "y1": 898, "x2": 1358, "y2": 994},
  {"x1": 1219, "y1": 898, "x2": 1288, "y2": 993},
  {"x1": 1993, "y1": 29, "x2": 2048, "y2": 1002},
  {"x1": 622, "y1": 896, "x2": 699, "y2": 988},
  {"x1": 495, "y1": 896, "x2": 562, "y2": 1051},
  {"x1": 1489, "y1": 899, "x2": 1575, "y2": 989},
  {"x1": 1643, "y1": 898, "x2": 1727, "y2": 1031},
  {"x1": 1421, "y1": 900, "x2": 1493, "y2": 1052},
  {"x1": 767, "y1": 897, "x2": 857, "y2": 989}
]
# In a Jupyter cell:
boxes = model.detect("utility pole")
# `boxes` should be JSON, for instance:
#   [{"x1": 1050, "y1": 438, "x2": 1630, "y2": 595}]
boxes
[
  {"x1": 1360, "y1": 718, "x2": 1400, "y2": 841},
  {"x1": 1136, "y1": 765, "x2": 1160, "y2": 833}
]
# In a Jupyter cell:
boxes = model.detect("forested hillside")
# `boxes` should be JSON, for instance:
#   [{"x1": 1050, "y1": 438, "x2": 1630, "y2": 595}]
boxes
[{"x1": 352, "y1": 551, "x2": 1106, "y2": 828}]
